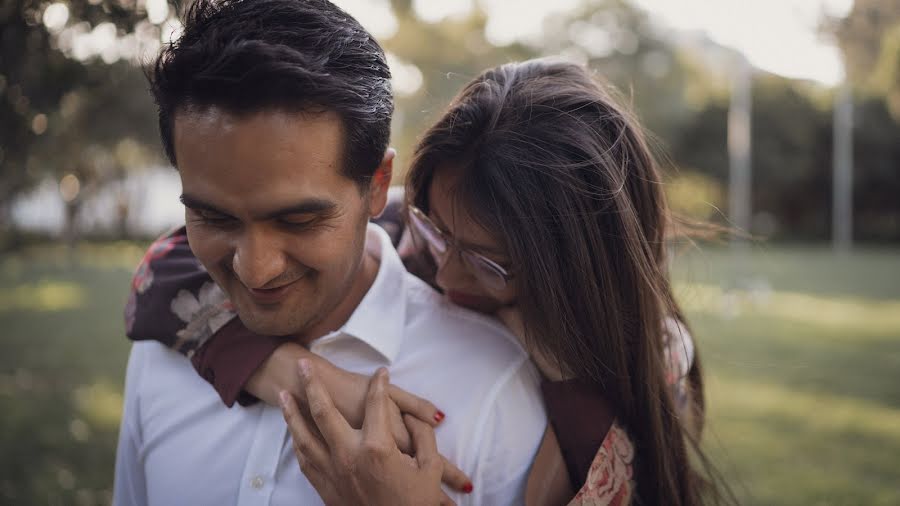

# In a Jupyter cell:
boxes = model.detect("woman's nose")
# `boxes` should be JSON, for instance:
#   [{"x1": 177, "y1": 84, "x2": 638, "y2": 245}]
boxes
[{"x1": 433, "y1": 247, "x2": 472, "y2": 289}]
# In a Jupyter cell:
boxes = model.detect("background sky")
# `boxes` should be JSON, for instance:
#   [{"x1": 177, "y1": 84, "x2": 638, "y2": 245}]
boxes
[{"x1": 336, "y1": 0, "x2": 855, "y2": 86}]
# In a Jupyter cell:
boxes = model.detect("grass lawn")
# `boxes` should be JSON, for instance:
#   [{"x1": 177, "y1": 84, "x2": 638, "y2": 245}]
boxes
[
  {"x1": 673, "y1": 245, "x2": 900, "y2": 505},
  {"x1": 1, "y1": 242, "x2": 898, "y2": 505}
]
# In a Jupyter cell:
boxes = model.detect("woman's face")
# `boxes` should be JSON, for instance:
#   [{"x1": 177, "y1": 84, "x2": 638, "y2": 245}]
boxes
[{"x1": 426, "y1": 168, "x2": 517, "y2": 314}]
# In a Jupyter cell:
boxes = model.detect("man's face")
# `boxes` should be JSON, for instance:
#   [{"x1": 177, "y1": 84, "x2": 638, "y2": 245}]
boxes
[{"x1": 173, "y1": 108, "x2": 384, "y2": 337}]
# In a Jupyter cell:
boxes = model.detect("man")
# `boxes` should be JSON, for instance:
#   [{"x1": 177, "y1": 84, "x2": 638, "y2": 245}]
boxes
[{"x1": 112, "y1": 1, "x2": 546, "y2": 505}]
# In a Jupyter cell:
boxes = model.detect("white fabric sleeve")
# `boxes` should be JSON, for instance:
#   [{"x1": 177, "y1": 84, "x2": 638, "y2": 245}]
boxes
[
  {"x1": 469, "y1": 360, "x2": 548, "y2": 506},
  {"x1": 113, "y1": 344, "x2": 148, "y2": 506}
]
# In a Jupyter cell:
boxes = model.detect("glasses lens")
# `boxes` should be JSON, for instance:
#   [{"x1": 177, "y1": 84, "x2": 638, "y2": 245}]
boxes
[
  {"x1": 409, "y1": 206, "x2": 510, "y2": 290},
  {"x1": 409, "y1": 209, "x2": 448, "y2": 255},
  {"x1": 461, "y1": 251, "x2": 508, "y2": 291}
]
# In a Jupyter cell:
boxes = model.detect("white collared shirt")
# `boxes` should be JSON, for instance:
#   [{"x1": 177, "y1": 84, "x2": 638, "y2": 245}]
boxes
[{"x1": 113, "y1": 224, "x2": 547, "y2": 506}]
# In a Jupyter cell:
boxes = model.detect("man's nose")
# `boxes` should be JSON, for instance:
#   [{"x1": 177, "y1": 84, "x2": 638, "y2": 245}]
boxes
[{"x1": 231, "y1": 229, "x2": 287, "y2": 289}]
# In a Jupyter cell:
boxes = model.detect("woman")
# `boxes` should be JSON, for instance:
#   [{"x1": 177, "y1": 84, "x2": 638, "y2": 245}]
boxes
[{"x1": 126, "y1": 59, "x2": 721, "y2": 504}]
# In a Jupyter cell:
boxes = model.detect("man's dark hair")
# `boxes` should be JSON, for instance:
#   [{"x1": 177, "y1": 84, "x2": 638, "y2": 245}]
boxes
[{"x1": 148, "y1": 0, "x2": 393, "y2": 187}]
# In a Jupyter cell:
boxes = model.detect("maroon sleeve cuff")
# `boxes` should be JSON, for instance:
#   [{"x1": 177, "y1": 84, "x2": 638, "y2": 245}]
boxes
[
  {"x1": 541, "y1": 379, "x2": 616, "y2": 490},
  {"x1": 189, "y1": 317, "x2": 285, "y2": 407}
]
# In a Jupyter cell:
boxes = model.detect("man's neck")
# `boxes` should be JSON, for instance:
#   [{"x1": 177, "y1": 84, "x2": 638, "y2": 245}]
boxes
[{"x1": 295, "y1": 249, "x2": 380, "y2": 347}]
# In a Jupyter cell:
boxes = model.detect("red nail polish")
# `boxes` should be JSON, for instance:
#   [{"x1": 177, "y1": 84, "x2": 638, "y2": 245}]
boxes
[
  {"x1": 434, "y1": 410, "x2": 445, "y2": 423},
  {"x1": 462, "y1": 482, "x2": 473, "y2": 494}
]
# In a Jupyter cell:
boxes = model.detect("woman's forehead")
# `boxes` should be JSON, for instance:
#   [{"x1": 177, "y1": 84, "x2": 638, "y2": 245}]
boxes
[{"x1": 427, "y1": 168, "x2": 504, "y2": 256}]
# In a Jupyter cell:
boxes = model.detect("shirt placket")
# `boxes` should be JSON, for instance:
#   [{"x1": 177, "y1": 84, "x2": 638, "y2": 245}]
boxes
[{"x1": 237, "y1": 406, "x2": 289, "y2": 506}]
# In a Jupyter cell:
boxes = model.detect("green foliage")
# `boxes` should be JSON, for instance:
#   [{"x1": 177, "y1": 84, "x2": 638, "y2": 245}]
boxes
[
  {"x1": 851, "y1": 96, "x2": 900, "y2": 240},
  {"x1": 673, "y1": 74, "x2": 900, "y2": 241},
  {"x1": 0, "y1": 0, "x2": 166, "y2": 221},
  {"x1": 869, "y1": 24, "x2": 900, "y2": 120},
  {"x1": 828, "y1": 0, "x2": 900, "y2": 85},
  {"x1": 827, "y1": 0, "x2": 900, "y2": 123},
  {"x1": 383, "y1": 2, "x2": 535, "y2": 177},
  {"x1": 2, "y1": 0, "x2": 900, "y2": 243},
  {"x1": 540, "y1": 0, "x2": 702, "y2": 143},
  {"x1": 664, "y1": 170, "x2": 725, "y2": 221}
]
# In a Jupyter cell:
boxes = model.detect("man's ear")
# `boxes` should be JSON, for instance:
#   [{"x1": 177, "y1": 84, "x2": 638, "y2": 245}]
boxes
[{"x1": 368, "y1": 148, "x2": 395, "y2": 218}]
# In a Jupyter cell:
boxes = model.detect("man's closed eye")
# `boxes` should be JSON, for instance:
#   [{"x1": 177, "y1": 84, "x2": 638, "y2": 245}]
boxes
[
  {"x1": 279, "y1": 214, "x2": 319, "y2": 228},
  {"x1": 194, "y1": 209, "x2": 236, "y2": 225}
]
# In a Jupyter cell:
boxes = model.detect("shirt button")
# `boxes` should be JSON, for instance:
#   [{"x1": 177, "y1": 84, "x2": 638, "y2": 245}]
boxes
[{"x1": 250, "y1": 476, "x2": 265, "y2": 489}]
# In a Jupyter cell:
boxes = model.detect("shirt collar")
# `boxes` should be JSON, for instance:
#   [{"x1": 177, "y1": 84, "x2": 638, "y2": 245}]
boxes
[{"x1": 328, "y1": 223, "x2": 408, "y2": 364}]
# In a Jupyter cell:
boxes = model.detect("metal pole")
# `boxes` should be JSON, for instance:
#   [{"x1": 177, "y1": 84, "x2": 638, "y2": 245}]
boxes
[
  {"x1": 728, "y1": 57, "x2": 752, "y2": 261},
  {"x1": 833, "y1": 85, "x2": 853, "y2": 252}
]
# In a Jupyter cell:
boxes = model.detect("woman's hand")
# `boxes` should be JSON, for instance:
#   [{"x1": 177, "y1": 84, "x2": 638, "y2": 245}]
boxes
[
  {"x1": 495, "y1": 307, "x2": 568, "y2": 382},
  {"x1": 246, "y1": 342, "x2": 445, "y2": 453},
  {"x1": 280, "y1": 361, "x2": 468, "y2": 505}
]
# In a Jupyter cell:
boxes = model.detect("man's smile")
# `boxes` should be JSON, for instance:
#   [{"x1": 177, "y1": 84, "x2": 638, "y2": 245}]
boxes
[{"x1": 241, "y1": 272, "x2": 308, "y2": 305}]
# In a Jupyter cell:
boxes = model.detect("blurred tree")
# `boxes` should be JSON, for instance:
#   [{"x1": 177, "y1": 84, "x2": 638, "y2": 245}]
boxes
[
  {"x1": 852, "y1": 96, "x2": 900, "y2": 241},
  {"x1": 675, "y1": 70, "x2": 900, "y2": 242},
  {"x1": 748, "y1": 76, "x2": 833, "y2": 240},
  {"x1": 825, "y1": 0, "x2": 900, "y2": 240},
  {"x1": 2, "y1": 0, "x2": 897, "y2": 244},
  {"x1": 380, "y1": 0, "x2": 719, "y2": 183},
  {"x1": 538, "y1": 0, "x2": 705, "y2": 144},
  {"x1": 828, "y1": 0, "x2": 900, "y2": 84},
  {"x1": 827, "y1": 0, "x2": 900, "y2": 121},
  {"x1": 538, "y1": 0, "x2": 736, "y2": 224},
  {"x1": 0, "y1": 0, "x2": 171, "y2": 245},
  {"x1": 382, "y1": 0, "x2": 534, "y2": 176},
  {"x1": 867, "y1": 24, "x2": 900, "y2": 120}
]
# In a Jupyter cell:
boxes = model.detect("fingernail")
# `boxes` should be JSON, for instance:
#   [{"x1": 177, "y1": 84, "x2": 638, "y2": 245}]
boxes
[
  {"x1": 462, "y1": 482, "x2": 473, "y2": 494},
  {"x1": 434, "y1": 410, "x2": 445, "y2": 423},
  {"x1": 298, "y1": 358, "x2": 312, "y2": 378},
  {"x1": 278, "y1": 390, "x2": 290, "y2": 408}
]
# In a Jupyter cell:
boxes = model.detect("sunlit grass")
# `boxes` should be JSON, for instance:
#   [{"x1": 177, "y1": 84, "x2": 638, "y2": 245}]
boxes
[
  {"x1": 0, "y1": 280, "x2": 87, "y2": 312},
  {"x1": 678, "y1": 282, "x2": 900, "y2": 334},
  {"x1": 0, "y1": 243, "x2": 141, "y2": 505},
  {"x1": 704, "y1": 371, "x2": 900, "y2": 505},
  {"x1": 0, "y1": 242, "x2": 897, "y2": 505},
  {"x1": 672, "y1": 245, "x2": 900, "y2": 506},
  {"x1": 73, "y1": 381, "x2": 125, "y2": 431}
]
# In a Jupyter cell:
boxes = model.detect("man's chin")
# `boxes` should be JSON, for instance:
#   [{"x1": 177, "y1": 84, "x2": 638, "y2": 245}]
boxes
[{"x1": 235, "y1": 309, "x2": 306, "y2": 338}]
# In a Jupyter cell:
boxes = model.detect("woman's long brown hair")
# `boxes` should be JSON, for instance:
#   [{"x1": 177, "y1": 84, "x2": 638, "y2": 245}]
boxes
[{"x1": 407, "y1": 59, "x2": 728, "y2": 505}]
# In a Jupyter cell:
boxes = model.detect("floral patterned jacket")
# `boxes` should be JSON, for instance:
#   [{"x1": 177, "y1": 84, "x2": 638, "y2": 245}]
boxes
[{"x1": 125, "y1": 220, "x2": 695, "y2": 506}]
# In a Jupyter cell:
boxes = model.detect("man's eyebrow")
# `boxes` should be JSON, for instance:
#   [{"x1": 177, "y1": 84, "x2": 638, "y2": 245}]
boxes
[
  {"x1": 180, "y1": 194, "x2": 338, "y2": 220},
  {"x1": 180, "y1": 194, "x2": 233, "y2": 217},
  {"x1": 259, "y1": 199, "x2": 338, "y2": 220}
]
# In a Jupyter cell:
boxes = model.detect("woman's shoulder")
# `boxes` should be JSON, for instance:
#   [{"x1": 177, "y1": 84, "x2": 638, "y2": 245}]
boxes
[
  {"x1": 569, "y1": 421, "x2": 636, "y2": 506},
  {"x1": 541, "y1": 379, "x2": 617, "y2": 487}
]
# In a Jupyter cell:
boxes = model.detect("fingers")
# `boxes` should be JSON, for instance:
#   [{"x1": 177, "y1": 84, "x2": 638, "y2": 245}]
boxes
[
  {"x1": 289, "y1": 444, "x2": 343, "y2": 506},
  {"x1": 297, "y1": 359, "x2": 354, "y2": 448},
  {"x1": 363, "y1": 367, "x2": 391, "y2": 435},
  {"x1": 302, "y1": 466, "x2": 342, "y2": 506},
  {"x1": 361, "y1": 367, "x2": 395, "y2": 451},
  {"x1": 389, "y1": 384, "x2": 445, "y2": 426},
  {"x1": 279, "y1": 390, "x2": 330, "y2": 473},
  {"x1": 439, "y1": 456, "x2": 473, "y2": 494},
  {"x1": 439, "y1": 490, "x2": 458, "y2": 506},
  {"x1": 404, "y1": 414, "x2": 473, "y2": 494},
  {"x1": 388, "y1": 402, "x2": 413, "y2": 454},
  {"x1": 404, "y1": 414, "x2": 438, "y2": 466}
]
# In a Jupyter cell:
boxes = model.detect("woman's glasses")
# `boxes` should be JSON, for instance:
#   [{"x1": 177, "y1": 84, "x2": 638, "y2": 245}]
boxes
[{"x1": 407, "y1": 205, "x2": 512, "y2": 291}]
